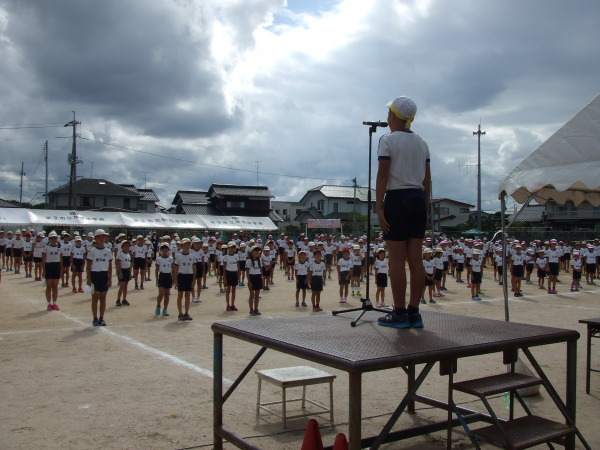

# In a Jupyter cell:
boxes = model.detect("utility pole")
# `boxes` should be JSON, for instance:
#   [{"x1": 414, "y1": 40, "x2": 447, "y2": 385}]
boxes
[
  {"x1": 473, "y1": 123, "x2": 486, "y2": 231},
  {"x1": 65, "y1": 112, "x2": 82, "y2": 209},
  {"x1": 352, "y1": 177, "x2": 357, "y2": 234},
  {"x1": 254, "y1": 161, "x2": 260, "y2": 186},
  {"x1": 44, "y1": 141, "x2": 49, "y2": 208},
  {"x1": 19, "y1": 162, "x2": 26, "y2": 204}
]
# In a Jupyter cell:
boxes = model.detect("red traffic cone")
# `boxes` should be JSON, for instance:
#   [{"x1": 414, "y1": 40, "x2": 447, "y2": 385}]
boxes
[
  {"x1": 332, "y1": 433, "x2": 348, "y2": 450},
  {"x1": 301, "y1": 419, "x2": 324, "y2": 450}
]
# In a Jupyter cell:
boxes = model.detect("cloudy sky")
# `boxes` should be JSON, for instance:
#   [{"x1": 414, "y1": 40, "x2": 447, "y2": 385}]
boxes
[{"x1": 1, "y1": 0, "x2": 599, "y2": 212}]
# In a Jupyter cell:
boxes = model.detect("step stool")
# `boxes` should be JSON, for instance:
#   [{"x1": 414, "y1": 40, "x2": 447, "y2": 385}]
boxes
[
  {"x1": 256, "y1": 366, "x2": 336, "y2": 428},
  {"x1": 448, "y1": 361, "x2": 591, "y2": 449}
]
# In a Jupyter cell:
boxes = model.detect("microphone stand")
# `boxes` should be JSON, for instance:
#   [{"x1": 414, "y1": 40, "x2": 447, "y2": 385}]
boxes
[{"x1": 332, "y1": 121, "x2": 390, "y2": 327}]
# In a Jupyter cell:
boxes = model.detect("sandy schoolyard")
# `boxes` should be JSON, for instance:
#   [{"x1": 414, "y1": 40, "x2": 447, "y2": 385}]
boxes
[{"x1": 1, "y1": 264, "x2": 599, "y2": 449}]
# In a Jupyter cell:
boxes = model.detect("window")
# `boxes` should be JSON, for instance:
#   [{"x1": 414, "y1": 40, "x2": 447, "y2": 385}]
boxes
[
  {"x1": 460, "y1": 207, "x2": 470, "y2": 213},
  {"x1": 103, "y1": 197, "x2": 108, "y2": 207},
  {"x1": 317, "y1": 200, "x2": 325, "y2": 212},
  {"x1": 282, "y1": 209, "x2": 288, "y2": 216},
  {"x1": 138, "y1": 203, "x2": 148, "y2": 211},
  {"x1": 275, "y1": 209, "x2": 280, "y2": 215},
  {"x1": 226, "y1": 201, "x2": 245, "y2": 208},
  {"x1": 437, "y1": 207, "x2": 449, "y2": 215},
  {"x1": 333, "y1": 203, "x2": 338, "y2": 213},
  {"x1": 123, "y1": 198, "x2": 130, "y2": 209},
  {"x1": 80, "y1": 196, "x2": 94, "y2": 207}
]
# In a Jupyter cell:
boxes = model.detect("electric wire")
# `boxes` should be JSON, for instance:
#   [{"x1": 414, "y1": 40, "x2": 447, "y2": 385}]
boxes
[{"x1": 78, "y1": 136, "x2": 347, "y2": 182}]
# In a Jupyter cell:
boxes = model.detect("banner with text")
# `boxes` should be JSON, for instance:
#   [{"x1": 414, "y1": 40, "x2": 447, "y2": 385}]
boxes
[{"x1": 307, "y1": 218, "x2": 341, "y2": 229}]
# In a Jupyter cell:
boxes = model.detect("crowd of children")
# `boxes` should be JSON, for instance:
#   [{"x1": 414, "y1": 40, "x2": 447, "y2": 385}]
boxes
[{"x1": 1, "y1": 228, "x2": 599, "y2": 327}]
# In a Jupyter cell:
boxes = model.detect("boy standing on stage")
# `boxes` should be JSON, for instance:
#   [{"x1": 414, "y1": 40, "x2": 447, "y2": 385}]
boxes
[{"x1": 376, "y1": 96, "x2": 430, "y2": 329}]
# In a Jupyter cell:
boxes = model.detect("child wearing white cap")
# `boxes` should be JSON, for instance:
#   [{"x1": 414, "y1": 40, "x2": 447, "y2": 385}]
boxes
[
  {"x1": 42, "y1": 231, "x2": 63, "y2": 311},
  {"x1": 246, "y1": 245, "x2": 263, "y2": 315},
  {"x1": 173, "y1": 238, "x2": 195, "y2": 321},
  {"x1": 224, "y1": 242, "x2": 240, "y2": 311},
  {"x1": 570, "y1": 251, "x2": 582, "y2": 292},
  {"x1": 71, "y1": 237, "x2": 86, "y2": 292},
  {"x1": 86, "y1": 230, "x2": 113, "y2": 326},
  {"x1": 294, "y1": 251, "x2": 309, "y2": 307}
]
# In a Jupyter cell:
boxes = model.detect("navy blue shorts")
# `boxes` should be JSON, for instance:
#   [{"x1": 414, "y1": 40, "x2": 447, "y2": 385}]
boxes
[{"x1": 383, "y1": 189, "x2": 427, "y2": 241}]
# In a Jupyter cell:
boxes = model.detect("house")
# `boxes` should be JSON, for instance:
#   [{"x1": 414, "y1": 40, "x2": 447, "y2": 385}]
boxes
[
  {"x1": 294, "y1": 185, "x2": 377, "y2": 233},
  {"x1": 430, "y1": 198, "x2": 474, "y2": 230},
  {"x1": 511, "y1": 200, "x2": 600, "y2": 230},
  {"x1": 271, "y1": 200, "x2": 303, "y2": 230},
  {"x1": 172, "y1": 184, "x2": 282, "y2": 223},
  {"x1": 47, "y1": 178, "x2": 160, "y2": 212},
  {"x1": 171, "y1": 190, "x2": 217, "y2": 215},
  {"x1": 0, "y1": 198, "x2": 19, "y2": 208}
]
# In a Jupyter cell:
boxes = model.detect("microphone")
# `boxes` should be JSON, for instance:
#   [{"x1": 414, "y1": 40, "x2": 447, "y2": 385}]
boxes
[{"x1": 363, "y1": 121, "x2": 388, "y2": 127}]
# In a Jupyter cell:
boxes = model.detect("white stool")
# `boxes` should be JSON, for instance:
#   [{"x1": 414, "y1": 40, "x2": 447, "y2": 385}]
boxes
[{"x1": 256, "y1": 366, "x2": 336, "y2": 428}]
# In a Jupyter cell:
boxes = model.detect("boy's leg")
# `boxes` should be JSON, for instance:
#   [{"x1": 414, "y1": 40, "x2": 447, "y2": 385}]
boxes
[
  {"x1": 91, "y1": 293, "x2": 99, "y2": 318},
  {"x1": 164, "y1": 289, "x2": 170, "y2": 309},
  {"x1": 99, "y1": 293, "x2": 107, "y2": 318},
  {"x1": 184, "y1": 291, "x2": 191, "y2": 314},
  {"x1": 177, "y1": 292, "x2": 183, "y2": 314}
]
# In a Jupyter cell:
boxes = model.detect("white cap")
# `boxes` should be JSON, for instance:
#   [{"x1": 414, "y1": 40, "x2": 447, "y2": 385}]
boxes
[{"x1": 387, "y1": 96, "x2": 417, "y2": 123}]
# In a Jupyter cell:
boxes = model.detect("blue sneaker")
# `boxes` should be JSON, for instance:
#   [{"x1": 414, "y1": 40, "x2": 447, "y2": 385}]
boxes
[
  {"x1": 408, "y1": 313, "x2": 424, "y2": 328},
  {"x1": 162, "y1": 309, "x2": 169, "y2": 316},
  {"x1": 420, "y1": 299, "x2": 426, "y2": 305},
  {"x1": 378, "y1": 311, "x2": 410, "y2": 329},
  {"x1": 155, "y1": 306, "x2": 161, "y2": 316},
  {"x1": 92, "y1": 318, "x2": 99, "y2": 327},
  {"x1": 429, "y1": 299, "x2": 436, "y2": 304}
]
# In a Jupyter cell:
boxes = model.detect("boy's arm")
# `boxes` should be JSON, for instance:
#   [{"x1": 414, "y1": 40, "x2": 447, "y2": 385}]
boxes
[{"x1": 376, "y1": 159, "x2": 391, "y2": 233}]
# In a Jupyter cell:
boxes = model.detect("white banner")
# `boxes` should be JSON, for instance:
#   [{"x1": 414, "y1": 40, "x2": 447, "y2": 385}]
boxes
[{"x1": 0, "y1": 208, "x2": 278, "y2": 232}]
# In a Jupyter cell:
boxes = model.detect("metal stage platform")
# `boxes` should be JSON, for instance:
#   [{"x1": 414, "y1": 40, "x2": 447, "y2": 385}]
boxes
[{"x1": 212, "y1": 310, "x2": 580, "y2": 449}]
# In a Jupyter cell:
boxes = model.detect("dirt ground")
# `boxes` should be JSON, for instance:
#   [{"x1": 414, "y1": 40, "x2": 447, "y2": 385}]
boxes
[{"x1": 0, "y1": 262, "x2": 599, "y2": 450}]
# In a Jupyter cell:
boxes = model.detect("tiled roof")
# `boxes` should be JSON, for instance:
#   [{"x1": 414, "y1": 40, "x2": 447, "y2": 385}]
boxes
[
  {"x1": 294, "y1": 207, "x2": 325, "y2": 220},
  {"x1": 432, "y1": 198, "x2": 474, "y2": 207},
  {"x1": 172, "y1": 190, "x2": 209, "y2": 205},
  {"x1": 269, "y1": 210, "x2": 283, "y2": 222},
  {"x1": 51, "y1": 178, "x2": 140, "y2": 197},
  {"x1": 138, "y1": 189, "x2": 160, "y2": 202},
  {"x1": 509, "y1": 205, "x2": 546, "y2": 222},
  {"x1": 0, "y1": 198, "x2": 18, "y2": 208},
  {"x1": 209, "y1": 184, "x2": 275, "y2": 198},
  {"x1": 306, "y1": 185, "x2": 374, "y2": 202},
  {"x1": 180, "y1": 203, "x2": 220, "y2": 215}
]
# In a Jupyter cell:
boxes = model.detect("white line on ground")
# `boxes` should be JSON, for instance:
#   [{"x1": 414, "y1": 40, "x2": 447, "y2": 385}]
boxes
[{"x1": 57, "y1": 311, "x2": 233, "y2": 385}]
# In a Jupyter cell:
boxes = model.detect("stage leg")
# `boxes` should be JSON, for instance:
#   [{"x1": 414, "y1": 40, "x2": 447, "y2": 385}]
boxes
[
  {"x1": 348, "y1": 372, "x2": 362, "y2": 450},
  {"x1": 214, "y1": 332, "x2": 223, "y2": 450}
]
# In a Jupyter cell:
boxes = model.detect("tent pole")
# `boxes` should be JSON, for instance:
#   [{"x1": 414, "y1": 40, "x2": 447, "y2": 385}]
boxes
[{"x1": 501, "y1": 192, "x2": 509, "y2": 322}]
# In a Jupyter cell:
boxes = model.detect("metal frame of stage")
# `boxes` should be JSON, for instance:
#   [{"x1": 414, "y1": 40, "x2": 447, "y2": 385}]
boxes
[{"x1": 212, "y1": 310, "x2": 580, "y2": 450}]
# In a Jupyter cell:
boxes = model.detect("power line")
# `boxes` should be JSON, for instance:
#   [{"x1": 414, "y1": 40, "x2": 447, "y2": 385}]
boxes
[
  {"x1": 0, "y1": 124, "x2": 64, "y2": 130},
  {"x1": 78, "y1": 136, "x2": 347, "y2": 182}
]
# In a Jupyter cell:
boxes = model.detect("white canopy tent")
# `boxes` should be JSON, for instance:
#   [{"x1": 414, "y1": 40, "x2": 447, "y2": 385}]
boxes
[
  {"x1": 497, "y1": 93, "x2": 600, "y2": 321},
  {"x1": 0, "y1": 208, "x2": 278, "y2": 232}
]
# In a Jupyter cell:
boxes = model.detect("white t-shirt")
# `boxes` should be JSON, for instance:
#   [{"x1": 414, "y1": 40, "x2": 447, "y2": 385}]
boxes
[
  {"x1": 117, "y1": 251, "x2": 131, "y2": 270},
  {"x1": 423, "y1": 258, "x2": 435, "y2": 275},
  {"x1": 224, "y1": 253, "x2": 239, "y2": 272},
  {"x1": 295, "y1": 260, "x2": 310, "y2": 276},
  {"x1": 72, "y1": 245, "x2": 86, "y2": 260},
  {"x1": 374, "y1": 258, "x2": 388, "y2": 274},
  {"x1": 246, "y1": 258, "x2": 262, "y2": 275},
  {"x1": 377, "y1": 130, "x2": 430, "y2": 190},
  {"x1": 338, "y1": 256, "x2": 352, "y2": 272},
  {"x1": 87, "y1": 247, "x2": 112, "y2": 272},
  {"x1": 174, "y1": 252, "x2": 195, "y2": 275},
  {"x1": 156, "y1": 255, "x2": 173, "y2": 274},
  {"x1": 310, "y1": 261, "x2": 325, "y2": 277},
  {"x1": 43, "y1": 243, "x2": 61, "y2": 263}
]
